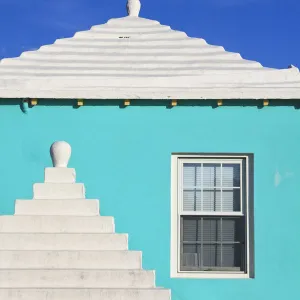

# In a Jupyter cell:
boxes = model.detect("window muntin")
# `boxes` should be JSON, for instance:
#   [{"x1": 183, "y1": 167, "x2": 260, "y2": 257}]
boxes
[{"x1": 177, "y1": 158, "x2": 248, "y2": 275}]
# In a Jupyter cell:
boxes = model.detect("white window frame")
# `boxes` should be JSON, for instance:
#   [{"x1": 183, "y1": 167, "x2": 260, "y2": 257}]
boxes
[{"x1": 170, "y1": 154, "x2": 254, "y2": 279}]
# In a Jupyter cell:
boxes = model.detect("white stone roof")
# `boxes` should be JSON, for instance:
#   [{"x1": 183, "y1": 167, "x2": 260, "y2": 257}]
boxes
[{"x1": 0, "y1": 2, "x2": 300, "y2": 99}]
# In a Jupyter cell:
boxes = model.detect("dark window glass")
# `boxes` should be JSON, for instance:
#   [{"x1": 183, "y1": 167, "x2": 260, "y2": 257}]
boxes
[{"x1": 181, "y1": 216, "x2": 245, "y2": 272}]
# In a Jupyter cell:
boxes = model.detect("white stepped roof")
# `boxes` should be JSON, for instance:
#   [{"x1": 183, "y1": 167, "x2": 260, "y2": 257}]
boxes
[{"x1": 0, "y1": 2, "x2": 300, "y2": 99}]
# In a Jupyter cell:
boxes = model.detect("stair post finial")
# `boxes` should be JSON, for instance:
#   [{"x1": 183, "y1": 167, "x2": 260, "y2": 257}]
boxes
[
  {"x1": 127, "y1": 0, "x2": 141, "y2": 17},
  {"x1": 50, "y1": 141, "x2": 71, "y2": 168}
]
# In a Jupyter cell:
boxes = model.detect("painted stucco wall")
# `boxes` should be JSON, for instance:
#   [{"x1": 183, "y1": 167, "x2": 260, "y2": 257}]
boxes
[{"x1": 0, "y1": 102, "x2": 299, "y2": 300}]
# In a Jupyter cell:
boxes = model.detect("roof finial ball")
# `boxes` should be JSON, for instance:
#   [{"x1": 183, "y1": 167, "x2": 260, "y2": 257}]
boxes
[
  {"x1": 50, "y1": 141, "x2": 72, "y2": 168},
  {"x1": 127, "y1": 0, "x2": 141, "y2": 17}
]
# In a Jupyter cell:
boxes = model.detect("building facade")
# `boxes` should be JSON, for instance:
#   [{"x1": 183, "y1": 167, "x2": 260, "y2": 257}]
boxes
[{"x1": 0, "y1": 1, "x2": 299, "y2": 300}]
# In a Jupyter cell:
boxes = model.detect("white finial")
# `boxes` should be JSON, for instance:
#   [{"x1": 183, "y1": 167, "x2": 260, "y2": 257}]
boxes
[
  {"x1": 50, "y1": 141, "x2": 71, "y2": 168},
  {"x1": 127, "y1": 0, "x2": 141, "y2": 17}
]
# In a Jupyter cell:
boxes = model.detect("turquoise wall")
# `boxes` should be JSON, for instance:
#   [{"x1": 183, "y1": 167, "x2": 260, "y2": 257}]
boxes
[{"x1": 0, "y1": 102, "x2": 299, "y2": 300}]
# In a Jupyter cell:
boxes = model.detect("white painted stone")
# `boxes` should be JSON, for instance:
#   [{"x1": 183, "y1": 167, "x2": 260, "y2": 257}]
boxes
[
  {"x1": 14, "y1": 200, "x2": 99, "y2": 216},
  {"x1": 0, "y1": 270, "x2": 155, "y2": 288},
  {"x1": 0, "y1": 250, "x2": 141, "y2": 269},
  {"x1": 0, "y1": 288, "x2": 171, "y2": 300},
  {"x1": 44, "y1": 167, "x2": 76, "y2": 183},
  {"x1": 127, "y1": 0, "x2": 141, "y2": 17},
  {"x1": 0, "y1": 141, "x2": 170, "y2": 298},
  {"x1": 33, "y1": 183, "x2": 85, "y2": 199},
  {"x1": 0, "y1": 233, "x2": 128, "y2": 250},
  {"x1": 0, "y1": 216, "x2": 115, "y2": 233},
  {"x1": 0, "y1": 14, "x2": 299, "y2": 99},
  {"x1": 50, "y1": 141, "x2": 71, "y2": 167}
]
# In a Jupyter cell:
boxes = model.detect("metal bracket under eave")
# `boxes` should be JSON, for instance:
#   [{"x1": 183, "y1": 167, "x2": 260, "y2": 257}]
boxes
[
  {"x1": 124, "y1": 100, "x2": 131, "y2": 106},
  {"x1": 77, "y1": 99, "x2": 84, "y2": 107},
  {"x1": 171, "y1": 100, "x2": 178, "y2": 107},
  {"x1": 30, "y1": 99, "x2": 38, "y2": 106},
  {"x1": 263, "y1": 99, "x2": 269, "y2": 106}
]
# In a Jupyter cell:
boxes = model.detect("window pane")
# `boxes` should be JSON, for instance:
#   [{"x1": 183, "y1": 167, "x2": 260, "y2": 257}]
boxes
[
  {"x1": 203, "y1": 189, "x2": 221, "y2": 211},
  {"x1": 181, "y1": 216, "x2": 245, "y2": 272},
  {"x1": 182, "y1": 218, "x2": 201, "y2": 242},
  {"x1": 183, "y1": 189, "x2": 201, "y2": 211},
  {"x1": 203, "y1": 218, "x2": 221, "y2": 242},
  {"x1": 183, "y1": 244, "x2": 197, "y2": 253},
  {"x1": 203, "y1": 164, "x2": 221, "y2": 187},
  {"x1": 182, "y1": 245, "x2": 200, "y2": 268},
  {"x1": 183, "y1": 163, "x2": 201, "y2": 187},
  {"x1": 222, "y1": 218, "x2": 244, "y2": 242},
  {"x1": 222, "y1": 189, "x2": 241, "y2": 212},
  {"x1": 223, "y1": 164, "x2": 240, "y2": 187},
  {"x1": 222, "y1": 244, "x2": 242, "y2": 268},
  {"x1": 203, "y1": 244, "x2": 221, "y2": 268}
]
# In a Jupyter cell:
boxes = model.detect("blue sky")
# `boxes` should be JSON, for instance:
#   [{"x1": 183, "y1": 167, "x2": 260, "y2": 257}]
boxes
[{"x1": 0, "y1": 0, "x2": 299, "y2": 69}]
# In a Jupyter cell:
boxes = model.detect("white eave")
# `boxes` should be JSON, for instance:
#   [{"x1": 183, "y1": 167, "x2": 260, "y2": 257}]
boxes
[{"x1": 0, "y1": 11, "x2": 300, "y2": 99}]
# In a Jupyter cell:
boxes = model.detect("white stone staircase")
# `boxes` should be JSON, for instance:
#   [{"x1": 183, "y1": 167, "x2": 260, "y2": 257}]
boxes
[{"x1": 0, "y1": 141, "x2": 171, "y2": 300}]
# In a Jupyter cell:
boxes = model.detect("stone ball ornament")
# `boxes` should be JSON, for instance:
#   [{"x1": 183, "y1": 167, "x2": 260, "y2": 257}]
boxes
[{"x1": 50, "y1": 141, "x2": 72, "y2": 168}]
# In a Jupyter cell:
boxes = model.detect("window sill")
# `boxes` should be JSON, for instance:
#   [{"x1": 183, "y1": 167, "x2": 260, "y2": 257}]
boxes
[{"x1": 171, "y1": 271, "x2": 250, "y2": 279}]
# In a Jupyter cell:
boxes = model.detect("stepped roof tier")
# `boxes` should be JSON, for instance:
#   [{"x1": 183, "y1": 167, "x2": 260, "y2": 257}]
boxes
[{"x1": 0, "y1": 0, "x2": 299, "y2": 100}]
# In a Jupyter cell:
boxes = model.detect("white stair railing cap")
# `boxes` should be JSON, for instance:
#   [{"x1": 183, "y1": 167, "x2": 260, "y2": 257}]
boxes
[
  {"x1": 50, "y1": 141, "x2": 71, "y2": 168},
  {"x1": 127, "y1": 0, "x2": 141, "y2": 17}
]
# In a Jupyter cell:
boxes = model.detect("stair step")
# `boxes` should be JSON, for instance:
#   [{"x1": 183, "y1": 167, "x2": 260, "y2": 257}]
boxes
[
  {"x1": 0, "y1": 216, "x2": 114, "y2": 233},
  {"x1": 15, "y1": 200, "x2": 99, "y2": 216},
  {"x1": 33, "y1": 183, "x2": 85, "y2": 199},
  {"x1": 0, "y1": 269, "x2": 155, "y2": 288},
  {"x1": 0, "y1": 250, "x2": 141, "y2": 269},
  {"x1": 0, "y1": 233, "x2": 128, "y2": 250},
  {"x1": 44, "y1": 167, "x2": 76, "y2": 183},
  {"x1": 0, "y1": 288, "x2": 171, "y2": 300}
]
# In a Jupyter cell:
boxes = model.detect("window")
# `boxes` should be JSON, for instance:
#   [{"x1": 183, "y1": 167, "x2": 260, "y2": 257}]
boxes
[{"x1": 171, "y1": 154, "x2": 254, "y2": 279}]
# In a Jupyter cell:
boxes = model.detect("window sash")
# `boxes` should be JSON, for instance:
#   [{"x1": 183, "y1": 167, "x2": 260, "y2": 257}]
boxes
[
  {"x1": 180, "y1": 216, "x2": 246, "y2": 272},
  {"x1": 179, "y1": 159, "x2": 244, "y2": 215}
]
